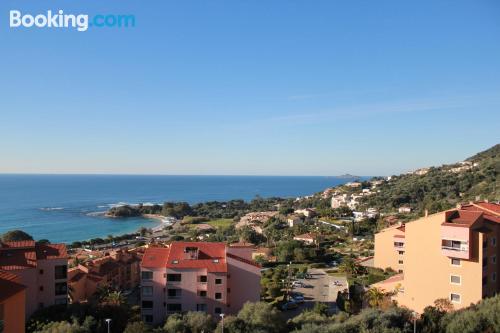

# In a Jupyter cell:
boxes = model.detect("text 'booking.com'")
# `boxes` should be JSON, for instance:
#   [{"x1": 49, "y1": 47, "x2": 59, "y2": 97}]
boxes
[{"x1": 9, "y1": 10, "x2": 135, "y2": 32}]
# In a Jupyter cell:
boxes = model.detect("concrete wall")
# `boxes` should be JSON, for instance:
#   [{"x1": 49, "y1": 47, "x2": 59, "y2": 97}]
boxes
[
  {"x1": 374, "y1": 225, "x2": 404, "y2": 272},
  {"x1": 227, "y1": 256, "x2": 261, "y2": 315}
]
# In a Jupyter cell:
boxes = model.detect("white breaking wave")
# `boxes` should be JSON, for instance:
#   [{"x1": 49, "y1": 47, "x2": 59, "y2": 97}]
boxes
[{"x1": 40, "y1": 207, "x2": 64, "y2": 211}]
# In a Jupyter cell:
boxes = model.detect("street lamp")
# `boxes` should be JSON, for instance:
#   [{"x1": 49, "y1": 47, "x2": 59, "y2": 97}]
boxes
[
  {"x1": 220, "y1": 313, "x2": 225, "y2": 333},
  {"x1": 105, "y1": 318, "x2": 111, "y2": 333},
  {"x1": 412, "y1": 311, "x2": 417, "y2": 333}
]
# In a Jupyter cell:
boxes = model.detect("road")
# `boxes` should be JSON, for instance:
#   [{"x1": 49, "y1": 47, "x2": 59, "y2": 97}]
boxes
[{"x1": 282, "y1": 268, "x2": 347, "y2": 319}]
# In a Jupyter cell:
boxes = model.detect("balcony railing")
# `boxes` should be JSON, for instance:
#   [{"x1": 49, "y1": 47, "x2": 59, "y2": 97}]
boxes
[{"x1": 441, "y1": 245, "x2": 468, "y2": 252}]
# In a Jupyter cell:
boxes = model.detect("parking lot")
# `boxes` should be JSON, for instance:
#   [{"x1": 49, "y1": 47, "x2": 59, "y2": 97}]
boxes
[{"x1": 282, "y1": 268, "x2": 347, "y2": 319}]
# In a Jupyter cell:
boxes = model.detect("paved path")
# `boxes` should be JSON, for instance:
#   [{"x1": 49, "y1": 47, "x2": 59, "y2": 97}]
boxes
[{"x1": 282, "y1": 268, "x2": 347, "y2": 319}]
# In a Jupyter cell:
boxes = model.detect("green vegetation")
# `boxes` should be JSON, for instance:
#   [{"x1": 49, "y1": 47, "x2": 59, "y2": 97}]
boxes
[
  {"x1": 206, "y1": 218, "x2": 234, "y2": 228},
  {"x1": 1, "y1": 229, "x2": 34, "y2": 242},
  {"x1": 360, "y1": 144, "x2": 499, "y2": 218}
]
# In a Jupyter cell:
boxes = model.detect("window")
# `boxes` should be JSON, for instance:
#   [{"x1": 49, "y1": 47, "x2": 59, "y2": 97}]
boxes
[
  {"x1": 398, "y1": 260, "x2": 403, "y2": 265},
  {"x1": 493, "y1": 273, "x2": 497, "y2": 282},
  {"x1": 142, "y1": 315, "x2": 153, "y2": 323},
  {"x1": 215, "y1": 292, "x2": 222, "y2": 300},
  {"x1": 55, "y1": 298, "x2": 67, "y2": 305},
  {"x1": 39, "y1": 269, "x2": 44, "y2": 275},
  {"x1": 483, "y1": 256, "x2": 488, "y2": 268},
  {"x1": 55, "y1": 282, "x2": 67, "y2": 296},
  {"x1": 167, "y1": 274, "x2": 181, "y2": 282},
  {"x1": 492, "y1": 237, "x2": 497, "y2": 247},
  {"x1": 398, "y1": 269, "x2": 403, "y2": 273},
  {"x1": 398, "y1": 251, "x2": 404, "y2": 255},
  {"x1": 167, "y1": 304, "x2": 182, "y2": 312},
  {"x1": 450, "y1": 275, "x2": 461, "y2": 285},
  {"x1": 168, "y1": 289, "x2": 182, "y2": 299},
  {"x1": 196, "y1": 304, "x2": 207, "y2": 312},
  {"x1": 450, "y1": 293, "x2": 461, "y2": 303},
  {"x1": 199, "y1": 290, "x2": 207, "y2": 297},
  {"x1": 394, "y1": 242, "x2": 404, "y2": 248},
  {"x1": 451, "y1": 258, "x2": 461, "y2": 266},
  {"x1": 142, "y1": 271, "x2": 153, "y2": 280},
  {"x1": 142, "y1": 286, "x2": 153, "y2": 296},
  {"x1": 55, "y1": 265, "x2": 67, "y2": 280},
  {"x1": 215, "y1": 278, "x2": 222, "y2": 285},
  {"x1": 142, "y1": 301, "x2": 153, "y2": 308},
  {"x1": 199, "y1": 275, "x2": 208, "y2": 283},
  {"x1": 493, "y1": 255, "x2": 497, "y2": 265},
  {"x1": 215, "y1": 307, "x2": 222, "y2": 314},
  {"x1": 482, "y1": 276, "x2": 488, "y2": 285}
]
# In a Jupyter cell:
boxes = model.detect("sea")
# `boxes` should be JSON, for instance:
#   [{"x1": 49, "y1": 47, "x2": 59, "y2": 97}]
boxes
[{"x1": 0, "y1": 174, "x2": 367, "y2": 243}]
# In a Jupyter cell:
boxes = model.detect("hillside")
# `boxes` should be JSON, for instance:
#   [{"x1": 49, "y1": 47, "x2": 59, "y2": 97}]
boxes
[{"x1": 359, "y1": 144, "x2": 499, "y2": 216}]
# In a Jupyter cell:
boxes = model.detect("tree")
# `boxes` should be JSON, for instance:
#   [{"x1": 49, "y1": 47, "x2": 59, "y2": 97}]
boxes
[
  {"x1": 123, "y1": 321, "x2": 152, "y2": 333},
  {"x1": 1, "y1": 229, "x2": 33, "y2": 242},
  {"x1": 163, "y1": 313, "x2": 185, "y2": 333},
  {"x1": 184, "y1": 311, "x2": 214, "y2": 333},
  {"x1": 216, "y1": 302, "x2": 283, "y2": 333},
  {"x1": 102, "y1": 291, "x2": 126, "y2": 306},
  {"x1": 338, "y1": 258, "x2": 364, "y2": 277},
  {"x1": 312, "y1": 302, "x2": 329, "y2": 316},
  {"x1": 365, "y1": 287, "x2": 386, "y2": 309}
]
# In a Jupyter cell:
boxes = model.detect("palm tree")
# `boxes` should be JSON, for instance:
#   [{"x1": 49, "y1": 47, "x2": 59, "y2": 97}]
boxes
[
  {"x1": 103, "y1": 290, "x2": 126, "y2": 306},
  {"x1": 365, "y1": 287, "x2": 386, "y2": 308},
  {"x1": 338, "y1": 258, "x2": 363, "y2": 277}
]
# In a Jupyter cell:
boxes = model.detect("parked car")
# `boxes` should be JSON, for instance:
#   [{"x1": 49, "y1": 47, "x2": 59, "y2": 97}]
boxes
[
  {"x1": 292, "y1": 281, "x2": 305, "y2": 288},
  {"x1": 291, "y1": 293, "x2": 305, "y2": 303},
  {"x1": 281, "y1": 301, "x2": 299, "y2": 311}
]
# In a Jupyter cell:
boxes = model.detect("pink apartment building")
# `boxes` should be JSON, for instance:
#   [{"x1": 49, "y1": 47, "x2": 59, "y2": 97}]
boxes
[
  {"x1": 140, "y1": 242, "x2": 261, "y2": 325},
  {"x1": 0, "y1": 241, "x2": 68, "y2": 319}
]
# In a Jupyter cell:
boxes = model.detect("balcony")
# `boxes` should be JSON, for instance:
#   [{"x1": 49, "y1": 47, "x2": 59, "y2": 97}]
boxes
[
  {"x1": 441, "y1": 223, "x2": 471, "y2": 259},
  {"x1": 441, "y1": 239, "x2": 470, "y2": 259}
]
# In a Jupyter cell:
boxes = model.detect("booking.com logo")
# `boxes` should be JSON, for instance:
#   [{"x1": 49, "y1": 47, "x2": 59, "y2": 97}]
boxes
[{"x1": 9, "y1": 10, "x2": 135, "y2": 32}]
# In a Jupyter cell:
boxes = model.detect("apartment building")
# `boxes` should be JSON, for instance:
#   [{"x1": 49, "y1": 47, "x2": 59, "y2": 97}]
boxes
[
  {"x1": 68, "y1": 248, "x2": 142, "y2": 302},
  {"x1": 373, "y1": 202, "x2": 500, "y2": 313},
  {"x1": 0, "y1": 270, "x2": 26, "y2": 333},
  {"x1": 140, "y1": 242, "x2": 261, "y2": 325},
  {"x1": 0, "y1": 241, "x2": 68, "y2": 318}
]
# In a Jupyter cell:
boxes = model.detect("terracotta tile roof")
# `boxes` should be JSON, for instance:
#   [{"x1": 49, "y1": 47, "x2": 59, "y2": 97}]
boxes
[
  {"x1": 167, "y1": 242, "x2": 227, "y2": 273},
  {"x1": 36, "y1": 243, "x2": 68, "y2": 260},
  {"x1": 0, "y1": 241, "x2": 67, "y2": 271},
  {"x1": 141, "y1": 247, "x2": 170, "y2": 269},
  {"x1": 0, "y1": 269, "x2": 26, "y2": 303},
  {"x1": 444, "y1": 202, "x2": 500, "y2": 227}
]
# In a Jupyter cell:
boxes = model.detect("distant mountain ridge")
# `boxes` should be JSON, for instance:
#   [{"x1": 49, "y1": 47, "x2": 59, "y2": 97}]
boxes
[{"x1": 358, "y1": 144, "x2": 499, "y2": 216}]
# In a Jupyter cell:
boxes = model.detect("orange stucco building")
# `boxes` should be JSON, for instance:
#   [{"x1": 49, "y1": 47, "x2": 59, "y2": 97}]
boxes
[
  {"x1": 0, "y1": 270, "x2": 26, "y2": 333},
  {"x1": 374, "y1": 202, "x2": 500, "y2": 313},
  {"x1": 0, "y1": 241, "x2": 68, "y2": 319},
  {"x1": 68, "y1": 248, "x2": 142, "y2": 302}
]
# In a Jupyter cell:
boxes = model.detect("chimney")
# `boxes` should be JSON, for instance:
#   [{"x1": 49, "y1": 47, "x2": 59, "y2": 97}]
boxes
[{"x1": 424, "y1": 209, "x2": 428, "y2": 217}]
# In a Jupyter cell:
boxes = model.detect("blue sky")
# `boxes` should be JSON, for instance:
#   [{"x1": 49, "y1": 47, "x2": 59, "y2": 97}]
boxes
[{"x1": 0, "y1": 0, "x2": 499, "y2": 176}]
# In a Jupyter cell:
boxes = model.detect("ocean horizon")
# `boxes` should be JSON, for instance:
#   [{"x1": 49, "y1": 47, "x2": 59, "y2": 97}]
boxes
[{"x1": 0, "y1": 174, "x2": 369, "y2": 243}]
